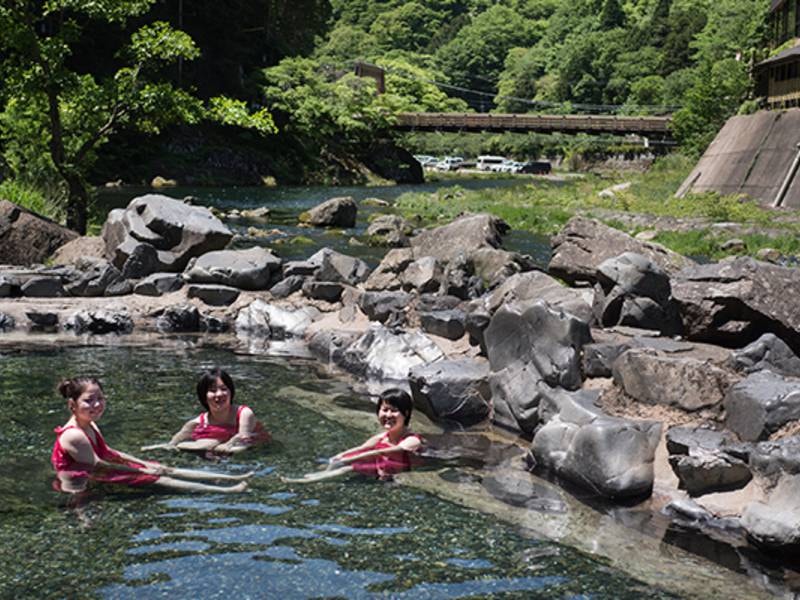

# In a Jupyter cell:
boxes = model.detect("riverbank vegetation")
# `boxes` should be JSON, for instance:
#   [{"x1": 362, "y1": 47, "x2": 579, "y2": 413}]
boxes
[{"x1": 395, "y1": 154, "x2": 800, "y2": 259}]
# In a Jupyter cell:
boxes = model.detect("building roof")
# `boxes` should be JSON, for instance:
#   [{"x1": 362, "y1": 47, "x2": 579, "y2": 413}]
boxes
[
  {"x1": 771, "y1": 0, "x2": 786, "y2": 14},
  {"x1": 758, "y1": 45, "x2": 800, "y2": 67}
]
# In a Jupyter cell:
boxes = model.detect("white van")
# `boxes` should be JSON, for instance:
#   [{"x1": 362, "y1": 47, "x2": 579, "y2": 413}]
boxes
[{"x1": 476, "y1": 155, "x2": 507, "y2": 171}]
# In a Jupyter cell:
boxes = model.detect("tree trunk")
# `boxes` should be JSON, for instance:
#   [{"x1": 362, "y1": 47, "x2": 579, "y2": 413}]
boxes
[{"x1": 64, "y1": 173, "x2": 88, "y2": 235}]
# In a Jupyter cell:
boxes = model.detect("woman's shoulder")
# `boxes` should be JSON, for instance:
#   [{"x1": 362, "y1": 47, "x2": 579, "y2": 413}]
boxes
[{"x1": 57, "y1": 426, "x2": 90, "y2": 446}]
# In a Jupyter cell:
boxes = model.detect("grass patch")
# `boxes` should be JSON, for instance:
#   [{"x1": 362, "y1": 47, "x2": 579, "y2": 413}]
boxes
[
  {"x1": 395, "y1": 153, "x2": 800, "y2": 259},
  {"x1": 0, "y1": 179, "x2": 65, "y2": 223}
]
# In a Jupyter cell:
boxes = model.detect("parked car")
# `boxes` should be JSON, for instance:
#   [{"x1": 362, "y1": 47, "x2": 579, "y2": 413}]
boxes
[
  {"x1": 516, "y1": 161, "x2": 552, "y2": 174},
  {"x1": 413, "y1": 155, "x2": 438, "y2": 167},
  {"x1": 476, "y1": 155, "x2": 507, "y2": 171},
  {"x1": 435, "y1": 156, "x2": 464, "y2": 171}
]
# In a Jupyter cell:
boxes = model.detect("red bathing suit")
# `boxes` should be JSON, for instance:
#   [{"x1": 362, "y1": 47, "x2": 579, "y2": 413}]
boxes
[
  {"x1": 343, "y1": 431, "x2": 422, "y2": 477},
  {"x1": 51, "y1": 424, "x2": 159, "y2": 490},
  {"x1": 191, "y1": 405, "x2": 268, "y2": 443}
]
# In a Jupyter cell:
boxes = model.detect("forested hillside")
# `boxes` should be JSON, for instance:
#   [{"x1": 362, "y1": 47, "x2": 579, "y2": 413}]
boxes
[{"x1": 0, "y1": 0, "x2": 770, "y2": 229}]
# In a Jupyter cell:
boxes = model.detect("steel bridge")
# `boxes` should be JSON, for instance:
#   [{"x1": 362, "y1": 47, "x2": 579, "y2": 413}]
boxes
[{"x1": 393, "y1": 112, "x2": 673, "y2": 140}]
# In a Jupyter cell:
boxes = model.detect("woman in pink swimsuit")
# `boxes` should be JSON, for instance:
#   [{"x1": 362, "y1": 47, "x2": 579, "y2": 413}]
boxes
[
  {"x1": 52, "y1": 376, "x2": 251, "y2": 494},
  {"x1": 144, "y1": 368, "x2": 270, "y2": 455},
  {"x1": 283, "y1": 389, "x2": 422, "y2": 483}
]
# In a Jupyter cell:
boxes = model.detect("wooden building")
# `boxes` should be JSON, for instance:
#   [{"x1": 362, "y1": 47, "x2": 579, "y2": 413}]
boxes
[{"x1": 756, "y1": 1, "x2": 800, "y2": 107}]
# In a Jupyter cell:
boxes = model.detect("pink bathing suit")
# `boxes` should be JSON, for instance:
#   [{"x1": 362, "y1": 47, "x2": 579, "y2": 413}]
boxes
[
  {"x1": 51, "y1": 424, "x2": 159, "y2": 490},
  {"x1": 343, "y1": 431, "x2": 422, "y2": 477},
  {"x1": 191, "y1": 405, "x2": 268, "y2": 443}
]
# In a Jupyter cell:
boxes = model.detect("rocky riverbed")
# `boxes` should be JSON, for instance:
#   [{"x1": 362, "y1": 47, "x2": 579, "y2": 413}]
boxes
[{"x1": 3, "y1": 193, "x2": 800, "y2": 585}]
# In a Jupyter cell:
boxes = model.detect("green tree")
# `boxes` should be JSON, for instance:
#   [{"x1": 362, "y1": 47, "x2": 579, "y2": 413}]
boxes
[
  {"x1": 599, "y1": 0, "x2": 625, "y2": 30},
  {"x1": 0, "y1": 1, "x2": 275, "y2": 233}
]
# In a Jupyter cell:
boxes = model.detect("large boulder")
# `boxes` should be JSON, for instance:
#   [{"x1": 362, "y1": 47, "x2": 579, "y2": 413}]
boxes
[
  {"x1": 593, "y1": 252, "x2": 681, "y2": 334},
  {"x1": 50, "y1": 236, "x2": 107, "y2": 266},
  {"x1": 0, "y1": 200, "x2": 78, "y2": 266},
  {"x1": 724, "y1": 370, "x2": 800, "y2": 441},
  {"x1": 366, "y1": 214, "x2": 411, "y2": 247},
  {"x1": 64, "y1": 310, "x2": 133, "y2": 335},
  {"x1": 63, "y1": 261, "x2": 130, "y2": 297},
  {"x1": 742, "y1": 474, "x2": 800, "y2": 551},
  {"x1": 311, "y1": 248, "x2": 370, "y2": 285},
  {"x1": 363, "y1": 248, "x2": 414, "y2": 291},
  {"x1": 612, "y1": 348, "x2": 734, "y2": 411},
  {"x1": 548, "y1": 217, "x2": 694, "y2": 285},
  {"x1": 410, "y1": 213, "x2": 508, "y2": 263},
  {"x1": 339, "y1": 324, "x2": 444, "y2": 381},
  {"x1": 483, "y1": 270, "x2": 593, "y2": 322},
  {"x1": 235, "y1": 299, "x2": 319, "y2": 339},
  {"x1": 299, "y1": 196, "x2": 357, "y2": 228},
  {"x1": 485, "y1": 301, "x2": 591, "y2": 391},
  {"x1": 102, "y1": 194, "x2": 232, "y2": 274},
  {"x1": 671, "y1": 256, "x2": 800, "y2": 353},
  {"x1": 184, "y1": 247, "x2": 281, "y2": 290},
  {"x1": 749, "y1": 436, "x2": 800, "y2": 485},
  {"x1": 408, "y1": 358, "x2": 491, "y2": 426},
  {"x1": 729, "y1": 333, "x2": 800, "y2": 377},
  {"x1": 530, "y1": 386, "x2": 662, "y2": 499}
]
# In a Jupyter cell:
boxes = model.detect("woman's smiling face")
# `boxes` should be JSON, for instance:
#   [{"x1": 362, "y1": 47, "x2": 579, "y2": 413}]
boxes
[
  {"x1": 70, "y1": 382, "x2": 106, "y2": 423},
  {"x1": 377, "y1": 401, "x2": 405, "y2": 432},
  {"x1": 206, "y1": 377, "x2": 232, "y2": 415}
]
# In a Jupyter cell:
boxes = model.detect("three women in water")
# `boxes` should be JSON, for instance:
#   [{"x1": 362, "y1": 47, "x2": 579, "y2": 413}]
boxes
[{"x1": 51, "y1": 368, "x2": 422, "y2": 496}]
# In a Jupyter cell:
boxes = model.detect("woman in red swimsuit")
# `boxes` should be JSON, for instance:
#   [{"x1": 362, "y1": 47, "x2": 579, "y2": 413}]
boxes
[
  {"x1": 284, "y1": 389, "x2": 422, "y2": 483},
  {"x1": 144, "y1": 368, "x2": 270, "y2": 455},
  {"x1": 52, "y1": 377, "x2": 251, "y2": 494}
]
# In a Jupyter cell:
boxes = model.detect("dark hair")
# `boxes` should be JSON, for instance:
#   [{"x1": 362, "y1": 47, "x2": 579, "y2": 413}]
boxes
[
  {"x1": 375, "y1": 388, "x2": 413, "y2": 424},
  {"x1": 196, "y1": 368, "x2": 235, "y2": 409},
  {"x1": 57, "y1": 377, "x2": 103, "y2": 401}
]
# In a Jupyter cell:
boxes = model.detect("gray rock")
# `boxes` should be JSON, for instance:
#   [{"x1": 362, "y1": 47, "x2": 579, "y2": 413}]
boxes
[
  {"x1": 312, "y1": 248, "x2": 370, "y2": 285},
  {"x1": 485, "y1": 301, "x2": 592, "y2": 391},
  {"x1": 235, "y1": 299, "x2": 318, "y2": 339},
  {"x1": 417, "y1": 294, "x2": 462, "y2": 312},
  {"x1": 64, "y1": 262, "x2": 127, "y2": 297},
  {"x1": 471, "y1": 247, "x2": 537, "y2": 290},
  {"x1": 401, "y1": 256, "x2": 442, "y2": 293},
  {"x1": 408, "y1": 358, "x2": 491, "y2": 426},
  {"x1": 0, "y1": 200, "x2": 78, "y2": 266},
  {"x1": 549, "y1": 217, "x2": 694, "y2": 285},
  {"x1": 340, "y1": 324, "x2": 445, "y2": 381},
  {"x1": 665, "y1": 426, "x2": 740, "y2": 456},
  {"x1": 269, "y1": 275, "x2": 305, "y2": 298},
  {"x1": 26, "y1": 311, "x2": 58, "y2": 328},
  {"x1": 283, "y1": 260, "x2": 318, "y2": 278},
  {"x1": 363, "y1": 248, "x2": 414, "y2": 291},
  {"x1": 186, "y1": 284, "x2": 240, "y2": 306},
  {"x1": 593, "y1": 252, "x2": 680, "y2": 334},
  {"x1": 366, "y1": 214, "x2": 411, "y2": 247},
  {"x1": 307, "y1": 330, "x2": 359, "y2": 366},
  {"x1": 358, "y1": 291, "x2": 411, "y2": 324},
  {"x1": 0, "y1": 312, "x2": 15, "y2": 331},
  {"x1": 582, "y1": 342, "x2": 632, "y2": 378},
  {"x1": 724, "y1": 370, "x2": 800, "y2": 441},
  {"x1": 133, "y1": 273, "x2": 184, "y2": 296},
  {"x1": 730, "y1": 333, "x2": 800, "y2": 377},
  {"x1": 530, "y1": 386, "x2": 661, "y2": 498},
  {"x1": 749, "y1": 436, "x2": 800, "y2": 484},
  {"x1": 0, "y1": 276, "x2": 20, "y2": 297},
  {"x1": 612, "y1": 348, "x2": 734, "y2": 411},
  {"x1": 21, "y1": 277, "x2": 65, "y2": 297},
  {"x1": 672, "y1": 257, "x2": 800, "y2": 353},
  {"x1": 300, "y1": 196, "x2": 357, "y2": 228},
  {"x1": 742, "y1": 474, "x2": 800, "y2": 550},
  {"x1": 442, "y1": 255, "x2": 482, "y2": 299},
  {"x1": 302, "y1": 280, "x2": 344, "y2": 302},
  {"x1": 488, "y1": 362, "x2": 546, "y2": 434},
  {"x1": 185, "y1": 247, "x2": 281, "y2": 290},
  {"x1": 419, "y1": 310, "x2": 466, "y2": 340},
  {"x1": 65, "y1": 310, "x2": 133, "y2": 335},
  {"x1": 410, "y1": 213, "x2": 508, "y2": 263},
  {"x1": 103, "y1": 194, "x2": 232, "y2": 273},
  {"x1": 669, "y1": 451, "x2": 751, "y2": 496},
  {"x1": 120, "y1": 242, "x2": 160, "y2": 279},
  {"x1": 156, "y1": 305, "x2": 202, "y2": 332},
  {"x1": 484, "y1": 270, "x2": 593, "y2": 322}
]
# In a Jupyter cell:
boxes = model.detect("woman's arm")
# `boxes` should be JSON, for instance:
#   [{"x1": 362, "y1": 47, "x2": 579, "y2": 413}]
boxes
[
  {"x1": 140, "y1": 418, "x2": 198, "y2": 451},
  {"x1": 334, "y1": 435, "x2": 420, "y2": 465},
  {"x1": 60, "y1": 429, "x2": 164, "y2": 475},
  {"x1": 330, "y1": 433, "x2": 384, "y2": 462},
  {"x1": 215, "y1": 407, "x2": 270, "y2": 453}
]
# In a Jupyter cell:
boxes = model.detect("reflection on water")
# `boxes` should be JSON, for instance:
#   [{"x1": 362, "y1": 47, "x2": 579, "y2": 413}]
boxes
[{"x1": 0, "y1": 345, "x2": 678, "y2": 599}]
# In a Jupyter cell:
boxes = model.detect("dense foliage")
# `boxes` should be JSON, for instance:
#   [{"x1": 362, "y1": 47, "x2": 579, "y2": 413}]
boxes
[{"x1": 0, "y1": 0, "x2": 774, "y2": 228}]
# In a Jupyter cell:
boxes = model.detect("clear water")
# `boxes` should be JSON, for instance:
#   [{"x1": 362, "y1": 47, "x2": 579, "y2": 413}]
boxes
[
  {"x1": 94, "y1": 179, "x2": 553, "y2": 267},
  {"x1": 0, "y1": 344, "x2": 678, "y2": 599}
]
